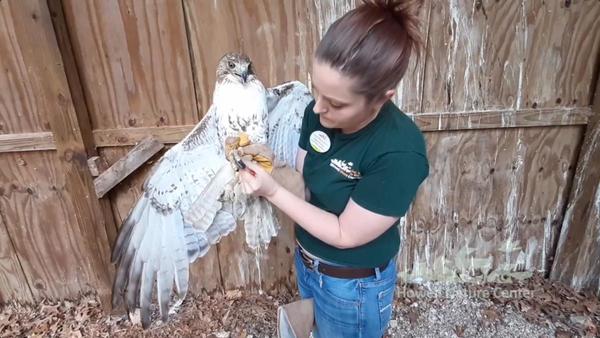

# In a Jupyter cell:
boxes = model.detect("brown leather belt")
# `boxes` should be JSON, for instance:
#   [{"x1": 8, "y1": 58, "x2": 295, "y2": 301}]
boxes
[{"x1": 298, "y1": 247, "x2": 388, "y2": 279}]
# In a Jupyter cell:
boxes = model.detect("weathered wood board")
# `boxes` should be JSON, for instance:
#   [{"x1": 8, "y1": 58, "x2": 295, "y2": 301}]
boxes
[
  {"x1": 93, "y1": 136, "x2": 163, "y2": 198},
  {"x1": 0, "y1": 1, "x2": 51, "y2": 135},
  {"x1": 0, "y1": 204, "x2": 32, "y2": 303},
  {"x1": 0, "y1": 151, "x2": 107, "y2": 299},
  {"x1": 61, "y1": 0, "x2": 198, "y2": 128},
  {"x1": 550, "y1": 77, "x2": 600, "y2": 295},
  {"x1": 0, "y1": 132, "x2": 55, "y2": 153},
  {"x1": 421, "y1": 0, "x2": 600, "y2": 113},
  {"x1": 521, "y1": 0, "x2": 600, "y2": 109},
  {"x1": 399, "y1": 126, "x2": 584, "y2": 282},
  {"x1": 0, "y1": 0, "x2": 112, "y2": 301}
]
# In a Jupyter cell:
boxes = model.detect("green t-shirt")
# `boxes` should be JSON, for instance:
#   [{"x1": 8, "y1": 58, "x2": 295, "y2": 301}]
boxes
[{"x1": 296, "y1": 100, "x2": 429, "y2": 268}]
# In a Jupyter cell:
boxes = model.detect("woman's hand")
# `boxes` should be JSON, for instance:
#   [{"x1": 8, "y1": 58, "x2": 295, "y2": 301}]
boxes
[
  {"x1": 238, "y1": 160, "x2": 281, "y2": 198},
  {"x1": 239, "y1": 143, "x2": 274, "y2": 163}
]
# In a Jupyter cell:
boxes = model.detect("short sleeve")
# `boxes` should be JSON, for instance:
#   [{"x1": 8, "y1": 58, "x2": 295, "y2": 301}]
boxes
[
  {"x1": 298, "y1": 100, "x2": 316, "y2": 150},
  {"x1": 351, "y1": 151, "x2": 429, "y2": 217}
]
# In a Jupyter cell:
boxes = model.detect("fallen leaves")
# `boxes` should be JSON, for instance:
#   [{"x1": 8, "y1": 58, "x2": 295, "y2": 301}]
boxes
[
  {"x1": 466, "y1": 272, "x2": 600, "y2": 337},
  {"x1": 453, "y1": 324, "x2": 466, "y2": 337},
  {"x1": 481, "y1": 308, "x2": 501, "y2": 322},
  {"x1": 389, "y1": 272, "x2": 600, "y2": 337},
  {"x1": 1, "y1": 273, "x2": 599, "y2": 337},
  {"x1": 0, "y1": 296, "x2": 103, "y2": 337},
  {"x1": 0, "y1": 290, "x2": 293, "y2": 338}
]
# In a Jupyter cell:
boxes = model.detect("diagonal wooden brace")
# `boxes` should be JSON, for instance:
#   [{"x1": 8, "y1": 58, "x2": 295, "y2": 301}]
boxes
[{"x1": 89, "y1": 136, "x2": 164, "y2": 198}]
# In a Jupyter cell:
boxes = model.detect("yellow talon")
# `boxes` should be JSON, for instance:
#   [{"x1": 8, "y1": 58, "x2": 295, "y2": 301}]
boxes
[
  {"x1": 238, "y1": 132, "x2": 250, "y2": 147},
  {"x1": 226, "y1": 132, "x2": 273, "y2": 173}
]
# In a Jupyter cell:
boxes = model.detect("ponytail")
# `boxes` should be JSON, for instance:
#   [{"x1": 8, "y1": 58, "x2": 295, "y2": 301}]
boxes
[{"x1": 315, "y1": 0, "x2": 424, "y2": 102}]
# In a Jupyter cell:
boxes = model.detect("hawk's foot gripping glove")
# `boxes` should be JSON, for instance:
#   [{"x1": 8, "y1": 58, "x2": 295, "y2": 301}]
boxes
[
  {"x1": 239, "y1": 143, "x2": 274, "y2": 173},
  {"x1": 224, "y1": 132, "x2": 274, "y2": 173}
]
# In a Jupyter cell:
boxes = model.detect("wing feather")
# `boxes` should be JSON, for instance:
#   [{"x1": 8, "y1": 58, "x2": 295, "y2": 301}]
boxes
[
  {"x1": 139, "y1": 262, "x2": 154, "y2": 328},
  {"x1": 183, "y1": 163, "x2": 235, "y2": 231},
  {"x1": 266, "y1": 81, "x2": 312, "y2": 169}
]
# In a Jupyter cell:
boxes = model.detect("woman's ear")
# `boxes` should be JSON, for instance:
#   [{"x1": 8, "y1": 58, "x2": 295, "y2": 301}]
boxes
[
  {"x1": 372, "y1": 89, "x2": 396, "y2": 113},
  {"x1": 384, "y1": 89, "x2": 395, "y2": 101}
]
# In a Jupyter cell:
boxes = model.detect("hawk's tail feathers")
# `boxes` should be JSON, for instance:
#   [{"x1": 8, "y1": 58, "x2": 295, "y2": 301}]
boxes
[
  {"x1": 243, "y1": 197, "x2": 280, "y2": 250},
  {"x1": 111, "y1": 195, "x2": 191, "y2": 329}
]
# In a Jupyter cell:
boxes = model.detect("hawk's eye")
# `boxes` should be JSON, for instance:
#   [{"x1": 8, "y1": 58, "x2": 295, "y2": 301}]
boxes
[
  {"x1": 248, "y1": 63, "x2": 253, "y2": 73},
  {"x1": 228, "y1": 61, "x2": 235, "y2": 69}
]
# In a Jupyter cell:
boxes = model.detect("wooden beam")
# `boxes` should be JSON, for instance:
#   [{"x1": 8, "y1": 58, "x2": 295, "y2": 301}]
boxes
[
  {"x1": 90, "y1": 107, "x2": 592, "y2": 147},
  {"x1": 0, "y1": 132, "x2": 55, "y2": 152},
  {"x1": 0, "y1": 107, "x2": 593, "y2": 153},
  {"x1": 550, "y1": 66, "x2": 600, "y2": 295},
  {"x1": 413, "y1": 107, "x2": 591, "y2": 132},
  {"x1": 93, "y1": 136, "x2": 164, "y2": 198},
  {"x1": 47, "y1": 0, "x2": 121, "y2": 270},
  {"x1": 93, "y1": 125, "x2": 196, "y2": 147}
]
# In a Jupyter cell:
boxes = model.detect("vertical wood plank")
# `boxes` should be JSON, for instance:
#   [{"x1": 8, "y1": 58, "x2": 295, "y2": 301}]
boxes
[
  {"x1": 62, "y1": 0, "x2": 198, "y2": 129},
  {"x1": 522, "y1": 0, "x2": 600, "y2": 109},
  {"x1": 399, "y1": 126, "x2": 583, "y2": 282},
  {"x1": 0, "y1": 208, "x2": 33, "y2": 303},
  {"x1": 0, "y1": 1, "x2": 51, "y2": 134},
  {"x1": 421, "y1": 0, "x2": 525, "y2": 113},
  {"x1": 35, "y1": 0, "x2": 113, "y2": 298},
  {"x1": 47, "y1": 0, "x2": 119, "y2": 248},
  {"x1": 550, "y1": 70, "x2": 600, "y2": 295},
  {"x1": 420, "y1": 0, "x2": 600, "y2": 113},
  {"x1": 312, "y1": 0, "x2": 358, "y2": 38},
  {"x1": 0, "y1": 0, "x2": 112, "y2": 300}
]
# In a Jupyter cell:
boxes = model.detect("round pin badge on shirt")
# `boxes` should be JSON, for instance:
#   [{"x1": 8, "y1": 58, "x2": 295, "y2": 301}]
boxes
[{"x1": 309, "y1": 130, "x2": 331, "y2": 153}]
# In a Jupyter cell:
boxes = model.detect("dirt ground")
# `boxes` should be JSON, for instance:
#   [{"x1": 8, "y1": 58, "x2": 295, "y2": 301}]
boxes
[{"x1": 1, "y1": 273, "x2": 599, "y2": 337}]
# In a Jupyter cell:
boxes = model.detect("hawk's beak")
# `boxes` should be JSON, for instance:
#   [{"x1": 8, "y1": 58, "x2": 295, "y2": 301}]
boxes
[{"x1": 240, "y1": 71, "x2": 249, "y2": 83}]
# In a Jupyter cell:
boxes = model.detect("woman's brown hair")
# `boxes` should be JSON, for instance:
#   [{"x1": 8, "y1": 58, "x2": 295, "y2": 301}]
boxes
[{"x1": 315, "y1": 0, "x2": 423, "y2": 102}]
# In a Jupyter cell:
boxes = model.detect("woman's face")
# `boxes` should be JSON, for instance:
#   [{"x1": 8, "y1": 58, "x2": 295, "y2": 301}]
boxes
[{"x1": 311, "y1": 59, "x2": 385, "y2": 134}]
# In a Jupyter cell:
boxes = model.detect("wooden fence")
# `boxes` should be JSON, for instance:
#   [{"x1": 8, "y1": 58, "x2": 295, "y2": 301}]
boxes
[{"x1": 0, "y1": 0, "x2": 599, "y2": 304}]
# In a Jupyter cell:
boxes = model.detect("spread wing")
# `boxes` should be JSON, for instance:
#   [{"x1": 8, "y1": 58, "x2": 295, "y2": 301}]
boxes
[
  {"x1": 110, "y1": 106, "x2": 235, "y2": 327},
  {"x1": 266, "y1": 81, "x2": 312, "y2": 169},
  {"x1": 110, "y1": 81, "x2": 312, "y2": 328}
]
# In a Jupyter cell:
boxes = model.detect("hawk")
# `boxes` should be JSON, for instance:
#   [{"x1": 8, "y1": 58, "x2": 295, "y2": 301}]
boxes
[{"x1": 110, "y1": 53, "x2": 311, "y2": 328}]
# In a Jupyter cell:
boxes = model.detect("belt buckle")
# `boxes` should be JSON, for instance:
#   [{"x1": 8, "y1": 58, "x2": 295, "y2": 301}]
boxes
[{"x1": 299, "y1": 250, "x2": 316, "y2": 269}]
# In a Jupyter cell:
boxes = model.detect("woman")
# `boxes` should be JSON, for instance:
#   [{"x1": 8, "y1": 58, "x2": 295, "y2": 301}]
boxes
[{"x1": 239, "y1": 1, "x2": 428, "y2": 336}]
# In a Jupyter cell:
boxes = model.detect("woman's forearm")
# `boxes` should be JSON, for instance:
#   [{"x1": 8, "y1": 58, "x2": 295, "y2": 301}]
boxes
[{"x1": 265, "y1": 185, "x2": 351, "y2": 249}]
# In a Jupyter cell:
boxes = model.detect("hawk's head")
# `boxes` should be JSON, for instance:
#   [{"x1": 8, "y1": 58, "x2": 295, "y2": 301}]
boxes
[{"x1": 216, "y1": 53, "x2": 255, "y2": 85}]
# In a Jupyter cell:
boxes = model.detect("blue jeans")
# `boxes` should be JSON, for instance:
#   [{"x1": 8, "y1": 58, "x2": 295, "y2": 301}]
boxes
[{"x1": 294, "y1": 247, "x2": 397, "y2": 338}]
